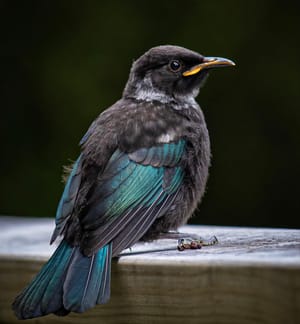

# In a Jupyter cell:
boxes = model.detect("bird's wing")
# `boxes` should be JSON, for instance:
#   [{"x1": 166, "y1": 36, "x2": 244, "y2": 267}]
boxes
[
  {"x1": 80, "y1": 139, "x2": 186, "y2": 256},
  {"x1": 50, "y1": 118, "x2": 109, "y2": 244},
  {"x1": 50, "y1": 154, "x2": 83, "y2": 244}
]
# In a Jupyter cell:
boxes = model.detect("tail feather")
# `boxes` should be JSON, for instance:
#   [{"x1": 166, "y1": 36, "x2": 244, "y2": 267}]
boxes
[
  {"x1": 97, "y1": 243, "x2": 112, "y2": 304},
  {"x1": 40, "y1": 242, "x2": 75, "y2": 315},
  {"x1": 63, "y1": 244, "x2": 112, "y2": 312},
  {"x1": 12, "y1": 241, "x2": 112, "y2": 319},
  {"x1": 13, "y1": 241, "x2": 73, "y2": 319}
]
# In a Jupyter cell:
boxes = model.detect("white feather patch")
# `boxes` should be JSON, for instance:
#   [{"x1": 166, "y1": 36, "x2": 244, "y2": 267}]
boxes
[{"x1": 157, "y1": 131, "x2": 176, "y2": 143}]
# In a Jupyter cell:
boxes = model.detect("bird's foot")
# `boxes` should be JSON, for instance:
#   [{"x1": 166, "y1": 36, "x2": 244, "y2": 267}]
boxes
[
  {"x1": 177, "y1": 236, "x2": 218, "y2": 251},
  {"x1": 118, "y1": 232, "x2": 218, "y2": 257},
  {"x1": 158, "y1": 231, "x2": 218, "y2": 251}
]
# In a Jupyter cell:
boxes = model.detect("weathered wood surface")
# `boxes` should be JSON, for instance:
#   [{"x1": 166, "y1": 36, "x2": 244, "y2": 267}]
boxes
[{"x1": 0, "y1": 216, "x2": 299, "y2": 324}]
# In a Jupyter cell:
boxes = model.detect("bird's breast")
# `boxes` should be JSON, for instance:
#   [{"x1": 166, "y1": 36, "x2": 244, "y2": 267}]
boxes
[{"x1": 118, "y1": 102, "x2": 186, "y2": 152}]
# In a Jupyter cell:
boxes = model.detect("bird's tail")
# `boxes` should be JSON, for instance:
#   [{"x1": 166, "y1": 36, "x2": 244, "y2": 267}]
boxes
[{"x1": 12, "y1": 240, "x2": 112, "y2": 319}]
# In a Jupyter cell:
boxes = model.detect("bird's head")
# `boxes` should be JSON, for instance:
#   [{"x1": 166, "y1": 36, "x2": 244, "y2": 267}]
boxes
[{"x1": 123, "y1": 45, "x2": 235, "y2": 104}]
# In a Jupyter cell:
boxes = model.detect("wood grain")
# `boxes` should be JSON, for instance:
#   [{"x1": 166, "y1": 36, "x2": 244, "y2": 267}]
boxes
[{"x1": 0, "y1": 216, "x2": 299, "y2": 324}]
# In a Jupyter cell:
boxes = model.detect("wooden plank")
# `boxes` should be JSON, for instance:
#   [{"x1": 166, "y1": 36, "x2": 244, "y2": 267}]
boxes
[{"x1": 0, "y1": 216, "x2": 299, "y2": 324}]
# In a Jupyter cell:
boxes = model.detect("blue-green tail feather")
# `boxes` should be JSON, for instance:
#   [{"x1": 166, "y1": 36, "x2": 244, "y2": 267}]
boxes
[
  {"x1": 12, "y1": 241, "x2": 112, "y2": 319},
  {"x1": 63, "y1": 244, "x2": 112, "y2": 312}
]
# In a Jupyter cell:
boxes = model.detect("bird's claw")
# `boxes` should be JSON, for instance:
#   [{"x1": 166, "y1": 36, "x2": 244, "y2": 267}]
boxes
[{"x1": 177, "y1": 235, "x2": 218, "y2": 251}]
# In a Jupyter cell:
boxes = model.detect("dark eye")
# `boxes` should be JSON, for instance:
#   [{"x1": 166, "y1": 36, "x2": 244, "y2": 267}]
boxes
[{"x1": 169, "y1": 60, "x2": 182, "y2": 72}]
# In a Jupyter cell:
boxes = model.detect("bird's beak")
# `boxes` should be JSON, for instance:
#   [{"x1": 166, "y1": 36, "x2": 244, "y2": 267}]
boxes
[{"x1": 183, "y1": 57, "x2": 235, "y2": 77}]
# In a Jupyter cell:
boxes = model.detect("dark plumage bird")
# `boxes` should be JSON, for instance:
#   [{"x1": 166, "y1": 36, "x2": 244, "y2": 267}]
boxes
[{"x1": 12, "y1": 45, "x2": 234, "y2": 319}]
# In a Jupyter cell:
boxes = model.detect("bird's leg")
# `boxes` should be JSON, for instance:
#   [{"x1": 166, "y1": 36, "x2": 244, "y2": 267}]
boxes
[{"x1": 157, "y1": 231, "x2": 218, "y2": 251}]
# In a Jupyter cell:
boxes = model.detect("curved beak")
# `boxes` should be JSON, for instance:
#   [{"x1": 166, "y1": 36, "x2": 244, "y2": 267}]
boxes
[{"x1": 183, "y1": 57, "x2": 235, "y2": 77}]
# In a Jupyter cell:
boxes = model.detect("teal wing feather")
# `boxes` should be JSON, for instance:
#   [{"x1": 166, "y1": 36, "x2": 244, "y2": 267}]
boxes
[
  {"x1": 80, "y1": 140, "x2": 186, "y2": 256},
  {"x1": 128, "y1": 140, "x2": 185, "y2": 167}
]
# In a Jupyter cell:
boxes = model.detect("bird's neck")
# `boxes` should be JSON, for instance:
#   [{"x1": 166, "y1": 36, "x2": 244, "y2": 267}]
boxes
[{"x1": 123, "y1": 76, "x2": 199, "y2": 110}]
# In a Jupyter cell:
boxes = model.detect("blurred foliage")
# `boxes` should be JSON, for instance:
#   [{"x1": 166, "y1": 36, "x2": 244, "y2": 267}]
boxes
[{"x1": 1, "y1": 1, "x2": 299, "y2": 228}]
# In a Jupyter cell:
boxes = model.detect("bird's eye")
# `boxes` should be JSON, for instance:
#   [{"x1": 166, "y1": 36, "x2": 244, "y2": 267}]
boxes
[{"x1": 169, "y1": 60, "x2": 182, "y2": 72}]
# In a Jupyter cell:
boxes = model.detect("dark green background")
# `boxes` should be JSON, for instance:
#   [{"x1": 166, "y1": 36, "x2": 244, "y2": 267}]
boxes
[{"x1": 1, "y1": 1, "x2": 299, "y2": 228}]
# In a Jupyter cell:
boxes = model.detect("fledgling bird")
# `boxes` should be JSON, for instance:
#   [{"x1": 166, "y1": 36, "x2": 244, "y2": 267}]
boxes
[{"x1": 12, "y1": 45, "x2": 234, "y2": 319}]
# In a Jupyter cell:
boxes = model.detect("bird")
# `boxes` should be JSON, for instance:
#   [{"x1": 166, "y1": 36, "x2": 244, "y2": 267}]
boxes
[{"x1": 12, "y1": 45, "x2": 235, "y2": 319}]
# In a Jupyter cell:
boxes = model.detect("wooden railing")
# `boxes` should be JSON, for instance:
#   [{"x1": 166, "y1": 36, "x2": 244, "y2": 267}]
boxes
[{"x1": 0, "y1": 216, "x2": 299, "y2": 323}]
